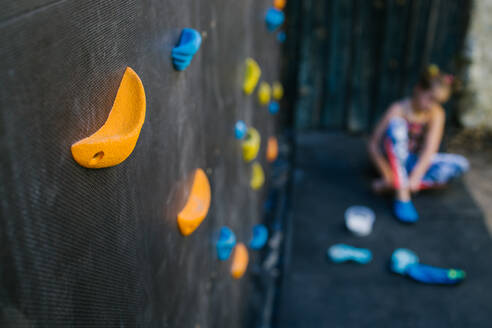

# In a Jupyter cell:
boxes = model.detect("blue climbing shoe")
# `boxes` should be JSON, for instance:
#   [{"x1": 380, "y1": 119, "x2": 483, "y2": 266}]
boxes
[
  {"x1": 390, "y1": 248, "x2": 419, "y2": 275},
  {"x1": 249, "y1": 224, "x2": 269, "y2": 250},
  {"x1": 216, "y1": 226, "x2": 236, "y2": 261},
  {"x1": 393, "y1": 200, "x2": 419, "y2": 223},
  {"x1": 406, "y1": 264, "x2": 466, "y2": 285},
  {"x1": 327, "y1": 244, "x2": 372, "y2": 264}
]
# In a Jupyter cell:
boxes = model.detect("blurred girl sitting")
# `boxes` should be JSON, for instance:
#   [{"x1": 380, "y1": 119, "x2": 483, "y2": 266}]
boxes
[{"x1": 368, "y1": 65, "x2": 469, "y2": 223}]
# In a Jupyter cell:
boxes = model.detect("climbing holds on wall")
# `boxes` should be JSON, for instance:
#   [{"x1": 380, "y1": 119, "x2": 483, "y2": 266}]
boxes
[
  {"x1": 249, "y1": 224, "x2": 269, "y2": 250},
  {"x1": 257, "y1": 82, "x2": 271, "y2": 106},
  {"x1": 266, "y1": 136, "x2": 278, "y2": 162},
  {"x1": 272, "y1": 81, "x2": 284, "y2": 100},
  {"x1": 216, "y1": 226, "x2": 237, "y2": 261},
  {"x1": 231, "y1": 243, "x2": 249, "y2": 279},
  {"x1": 171, "y1": 28, "x2": 202, "y2": 71},
  {"x1": 242, "y1": 127, "x2": 261, "y2": 162},
  {"x1": 268, "y1": 101, "x2": 280, "y2": 114},
  {"x1": 234, "y1": 120, "x2": 247, "y2": 139},
  {"x1": 274, "y1": 0, "x2": 287, "y2": 10},
  {"x1": 177, "y1": 168, "x2": 211, "y2": 236},
  {"x1": 265, "y1": 7, "x2": 285, "y2": 32},
  {"x1": 71, "y1": 67, "x2": 146, "y2": 169},
  {"x1": 243, "y1": 58, "x2": 262, "y2": 95},
  {"x1": 277, "y1": 31, "x2": 286, "y2": 43},
  {"x1": 250, "y1": 162, "x2": 265, "y2": 190}
]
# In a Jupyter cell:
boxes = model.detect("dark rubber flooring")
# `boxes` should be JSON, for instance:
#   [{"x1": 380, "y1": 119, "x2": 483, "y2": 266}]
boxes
[{"x1": 275, "y1": 132, "x2": 492, "y2": 328}]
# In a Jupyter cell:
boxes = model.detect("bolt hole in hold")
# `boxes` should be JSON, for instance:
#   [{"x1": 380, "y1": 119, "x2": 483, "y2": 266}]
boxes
[{"x1": 89, "y1": 151, "x2": 104, "y2": 165}]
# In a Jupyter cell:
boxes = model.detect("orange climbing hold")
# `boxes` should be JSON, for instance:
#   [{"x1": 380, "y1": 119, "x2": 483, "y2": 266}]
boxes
[
  {"x1": 177, "y1": 169, "x2": 212, "y2": 236},
  {"x1": 231, "y1": 243, "x2": 249, "y2": 279},
  {"x1": 71, "y1": 67, "x2": 146, "y2": 168},
  {"x1": 274, "y1": 0, "x2": 286, "y2": 10},
  {"x1": 267, "y1": 136, "x2": 278, "y2": 162}
]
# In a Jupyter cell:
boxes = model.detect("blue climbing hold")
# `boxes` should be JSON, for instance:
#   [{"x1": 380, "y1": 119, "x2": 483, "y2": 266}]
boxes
[
  {"x1": 390, "y1": 248, "x2": 419, "y2": 275},
  {"x1": 171, "y1": 28, "x2": 202, "y2": 71},
  {"x1": 277, "y1": 31, "x2": 286, "y2": 43},
  {"x1": 234, "y1": 120, "x2": 247, "y2": 139},
  {"x1": 393, "y1": 200, "x2": 419, "y2": 223},
  {"x1": 216, "y1": 226, "x2": 237, "y2": 261},
  {"x1": 249, "y1": 224, "x2": 269, "y2": 250},
  {"x1": 327, "y1": 244, "x2": 372, "y2": 264},
  {"x1": 268, "y1": 101, "x2": 280, "y2": 114},
  {"x1": 265, "y1": 8, "x2": 285, "y2": 32},
  {"x1": 406, "y1": 264, "x2": 466, "y2": 285}
]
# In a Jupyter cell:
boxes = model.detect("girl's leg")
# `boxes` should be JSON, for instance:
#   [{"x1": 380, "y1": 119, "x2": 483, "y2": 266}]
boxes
[
  {"x1": 384, "y1": 117, "x2": 410, "y2": 200},
  {"x1": 419, "y1": 153, "x2": 469, "y2": 189},
  {"x1": 384, "y1": 117, "x2": 419, "y2": 222}
]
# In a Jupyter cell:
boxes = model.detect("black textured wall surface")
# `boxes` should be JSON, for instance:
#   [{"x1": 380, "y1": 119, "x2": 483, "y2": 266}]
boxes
[{"x1": 0, "y1": 1, "x2": 283, "y2": 327}]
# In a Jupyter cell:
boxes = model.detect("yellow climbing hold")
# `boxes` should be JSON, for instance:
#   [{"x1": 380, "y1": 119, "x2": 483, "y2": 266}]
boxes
[
  {"x1": 243, "y1": 58, "x2": 262, "y2": 95},
  {"x1": 231, "y1": 243, "x2": 249, "y2": 279},
  {"x1": 71, "y1": 67, "x2": 146, "y2": 168},
  {"x1": 272, "y1": 81, "x2": 284, "y2": 100},
  {"x1": 257, "y1": 82, "x2": 271, "y2": 106},
  {"x1": 242, "y1": 127, "x2": 261, "y2": 162},
  {"x1": 177, "y1": 169, "x2": 211, "y2": 236},
  {"x1": 250, "y1": 162, "x2": 265, "y2": 190}
]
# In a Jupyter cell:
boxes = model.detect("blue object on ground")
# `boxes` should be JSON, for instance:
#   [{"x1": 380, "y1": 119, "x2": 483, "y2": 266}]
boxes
[
  {"x1": 265, "y1": 8, "x2": 285, "y2": 32},
  {"x1": 172, "y1": 28, "x2": 202, "y2": 71},
  {"x1": 216, "y1": 226, "x2": 236, "y2": 260},
  {"x1": 277, "y1": 31, "x2": 286, "y2": 43},
  {"x1": 393, "y1": 200, "x2": 419, "y2": 223},
  {"x1": 249, "y1": 224, "x2": 269, "y2": 250},
  {"x1": 390, "y1": 248, "x2": 420, "y2": 275},
  {"x1": 269, "y1": 101, "x2": 280, "y2": 114},
  {"x1": 406, "y1": 264, "x2": 466, "y2": 285},
  {"x1": 327, "y1": 244, "x2": 372, "y2": 264},
  {"x1": 234, "y1": 120, "x2": 247, "y2": 139}
]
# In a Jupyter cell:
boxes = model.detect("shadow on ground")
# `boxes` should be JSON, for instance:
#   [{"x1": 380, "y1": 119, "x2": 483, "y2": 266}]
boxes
[{"x1": 274, "y1": 132, "x2": 492, "y2": 328}]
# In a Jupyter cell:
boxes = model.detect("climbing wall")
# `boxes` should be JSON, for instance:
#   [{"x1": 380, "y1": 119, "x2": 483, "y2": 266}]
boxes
[{"x1": 0, "y1": 0, "x2": 285, "y2": 327}]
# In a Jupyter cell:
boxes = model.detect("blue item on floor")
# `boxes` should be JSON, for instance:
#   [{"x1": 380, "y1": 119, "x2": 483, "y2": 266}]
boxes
[
  {"x1": 390, "y1": 248, "x2": 420, "y2": 275},
  {"x1": 406, "y1": 264, "x2": 466, "y2": 285},
  {"x1": 216, "y1": 226, "x2": 236, "y2": 260},
  {"x1": 171, "y1": 28, "x2": 202, "y2": 71},
  {"x1": 393, "y1": 200, "x2": 419, "y2": 223},
  {"x1": 327, "y1": 244, "x2": 372, "y2": 264},
  {"x1": 249, "y1": 224, "x2": 269, "y2": 250}
]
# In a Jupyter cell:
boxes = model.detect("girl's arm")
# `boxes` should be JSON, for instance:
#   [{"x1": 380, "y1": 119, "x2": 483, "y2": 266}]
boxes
[
  {"x1": 368, "y1": 103, "x2": 401, "y2": 184},
  {"x1": 408, "y1": 107, "x2": 445, "y2": 191}
]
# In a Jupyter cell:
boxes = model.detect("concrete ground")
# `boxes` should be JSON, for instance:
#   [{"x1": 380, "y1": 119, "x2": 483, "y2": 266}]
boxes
[{"x1": 274, "y1": 132, "x2": 492, "y2": 328}]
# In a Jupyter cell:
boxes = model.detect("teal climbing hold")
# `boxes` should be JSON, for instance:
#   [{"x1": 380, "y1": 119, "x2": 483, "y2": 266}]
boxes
[
  {"x1": 269, "y1": 101, "x2": 280, "y2": 114},
  {"x1": 235, "y1": 120, "x2": 247, "y2": 139},
  {"x1": 265, "y1": 8, "x2": 285, "y2": 32},
  {"x1": 249, "y1": 224, "x2": 268, "y2": 250},
  {"x1": 172, "y1": 28, "x2": 202, "y2": 71},
  {"x1": 216, "y1": 226, "x2": 236, "y2": 261}
]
